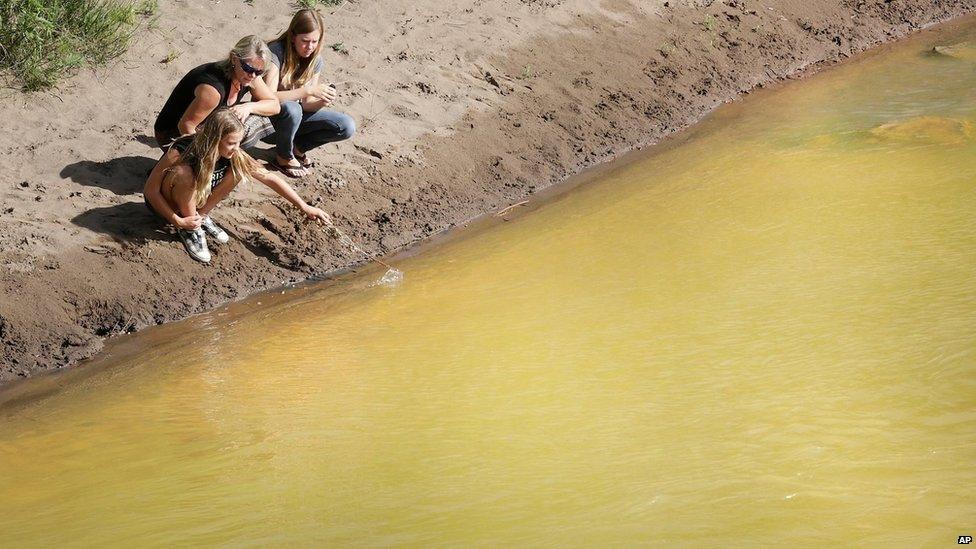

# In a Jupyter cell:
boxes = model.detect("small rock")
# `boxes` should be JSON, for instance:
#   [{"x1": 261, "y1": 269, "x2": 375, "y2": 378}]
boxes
[
  {"x1": 485, "y1": 72, "x2": 501, "y2": 88},
  {"x1": 63, "y1": 334, "x2": 86, "y2": 347},
  {"x1": 354, "y1": 144, "x2": 383, "y2": 159}
]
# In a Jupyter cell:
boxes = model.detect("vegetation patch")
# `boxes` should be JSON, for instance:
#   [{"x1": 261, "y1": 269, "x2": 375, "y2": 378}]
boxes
[
  {"x1": 294, "y1": 0, "x2": 344, "y2": 9},
  {"x1": 0, "y1": 0, "x2": 149, "y2": 91}
]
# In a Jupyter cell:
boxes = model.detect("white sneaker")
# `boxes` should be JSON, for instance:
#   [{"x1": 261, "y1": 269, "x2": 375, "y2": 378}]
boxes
[
  {"x1": 177, "y1": 228, "x2": 211, "y2": 263},
  {"x1": 200, "y1": 216, "x2": 230, "y2": 244}
]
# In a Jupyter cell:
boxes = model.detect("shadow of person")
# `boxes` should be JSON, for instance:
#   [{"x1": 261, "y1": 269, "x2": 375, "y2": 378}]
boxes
[
  {"x1": 60, "y1": 155, "x2": 159, "y2": 196},
  {"x1": 246, "y1": 141, "x2": 277, "y2": 163},
  {"x1": 71, "y1": 201, "x2": 172, "y2": 244},
  {"x1": 132, "y1": 134, "x2": 159, "y2": 148}
]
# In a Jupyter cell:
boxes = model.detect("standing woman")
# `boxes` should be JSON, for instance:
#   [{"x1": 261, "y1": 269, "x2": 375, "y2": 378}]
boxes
[
  {"x1": 154, "y1": 35, "x2": 280, "y2": 151},
  {"x1": 263, "y1": 9, "x2": 356, "y2": 177}
]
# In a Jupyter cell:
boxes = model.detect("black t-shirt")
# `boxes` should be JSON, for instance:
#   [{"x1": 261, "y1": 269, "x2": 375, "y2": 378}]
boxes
[
  {"x1": 154, "y1": 62, "x2": 249, "y2": 134},
  {"x1": 169, "y1": 137, "x2": 231, "y2": 190}
]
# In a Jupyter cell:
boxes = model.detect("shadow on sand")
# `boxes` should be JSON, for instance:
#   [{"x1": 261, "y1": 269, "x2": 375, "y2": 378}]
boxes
[
  {"x1": 60, "y1": 155, "x2": 159, "y2": 196},
  {"x1": 132, "y1": 134, "x2": 159, "y2": 148},
  {"x1": 71, "y1": 201, "x2": 173, "y2": 245},
  {"x1": 64, "y1": 148, "x2": 294, "y2": 264}
]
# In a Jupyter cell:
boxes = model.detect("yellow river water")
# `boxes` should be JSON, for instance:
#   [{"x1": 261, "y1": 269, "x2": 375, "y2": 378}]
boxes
[{"x1": 2, "y1": 18, "x2": 976, "y2": 547}]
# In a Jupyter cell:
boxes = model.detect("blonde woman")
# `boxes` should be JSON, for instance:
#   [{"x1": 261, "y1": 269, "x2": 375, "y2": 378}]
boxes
[
  {"x1": 145, "y1": 109, "x2": 330, "y2": 263},
  {"x1": 263, "y1": 9, "x2": 356, "y2": 177},
  {"x1": 154, "y1": 36, "x2": 280, "y2": 151}
]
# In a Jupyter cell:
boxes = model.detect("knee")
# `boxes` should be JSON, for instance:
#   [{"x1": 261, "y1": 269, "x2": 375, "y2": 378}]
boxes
[
  {"x1": 276, "y1": 101, "x2": 303, "y2": 122},
  {"x1": 335, "y1": 113, "x2": 356, "y2": 140}
]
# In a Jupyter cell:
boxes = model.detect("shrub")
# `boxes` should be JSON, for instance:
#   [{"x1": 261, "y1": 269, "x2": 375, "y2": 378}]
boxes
[
  {"x1": 0, "y1": 0, "x2": 140, "y2": 91},
  {"x1": 294, "y1": 0, "x2": 344, "y2": 8}
]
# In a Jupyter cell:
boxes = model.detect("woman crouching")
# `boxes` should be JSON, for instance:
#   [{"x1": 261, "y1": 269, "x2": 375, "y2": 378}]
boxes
[
  {"x1": 263, "y1": 9, "x2": 356, "y2": 177},
  {"x1": 144, "y1": 108, "x2": 329, "y2": 263}
]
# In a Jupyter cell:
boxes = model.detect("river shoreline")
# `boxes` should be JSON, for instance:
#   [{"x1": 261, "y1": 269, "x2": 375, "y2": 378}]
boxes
[{"x1": 1, "y1": 0, "x2": 974, "y2": 387}]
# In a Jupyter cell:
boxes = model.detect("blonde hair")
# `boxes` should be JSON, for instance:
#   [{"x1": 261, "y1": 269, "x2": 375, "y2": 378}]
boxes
[
  {"x1": 273, "y1": 9, "x2": 325, "y2": 90},
  {"x1": 176, "y1": 109, "x2": 262, "y2": 207},
  {"x1": 216, "y1": 35, "x2": 273, "y2": 78}
]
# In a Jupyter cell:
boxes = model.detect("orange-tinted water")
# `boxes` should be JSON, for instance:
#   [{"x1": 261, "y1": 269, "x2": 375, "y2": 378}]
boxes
[{"x1": 1, "y1": 18, "x2": 975, "y2": 547}]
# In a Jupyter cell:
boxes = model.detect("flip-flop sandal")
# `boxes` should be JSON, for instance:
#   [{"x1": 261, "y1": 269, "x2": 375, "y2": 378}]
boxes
[
  {"x1": 269, "y1": 158, "x2": 307, "y2": 179},
  {"x1": 295, "y1": 153, "x2": 316, "y2": 169}
]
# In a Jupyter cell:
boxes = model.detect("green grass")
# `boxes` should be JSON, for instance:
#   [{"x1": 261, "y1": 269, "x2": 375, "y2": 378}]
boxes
[
  {"x1": 161, "y1": 48, "x2": 181, "y2": 64},
  {"x1": 0, "y1": 0, "x2": 143, "y2": 91},
  {"x1": 702, "y1": 14, "x2": 716, "y2": 32},
  {"x1": 293, "y1": 0, "x2": 344, "y2": 8},
  {"x1": 136, "y1": 0, "x2": 156, "y2": 16}
]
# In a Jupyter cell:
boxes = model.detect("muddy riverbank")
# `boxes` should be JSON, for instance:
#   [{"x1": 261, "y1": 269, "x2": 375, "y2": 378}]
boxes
[{"x1": 0, "y1": 0, "x2": 973, "y2": 384}]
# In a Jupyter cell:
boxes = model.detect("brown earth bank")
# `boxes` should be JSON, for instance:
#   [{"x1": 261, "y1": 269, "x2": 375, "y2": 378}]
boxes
[{"x1": 0, "y1": 0, "x2": 973, "y2": 386}]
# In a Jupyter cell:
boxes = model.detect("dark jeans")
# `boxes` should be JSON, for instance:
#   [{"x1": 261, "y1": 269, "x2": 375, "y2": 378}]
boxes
[{"x1": 268, "y1": 101, "x2": 356, "y2": 160}]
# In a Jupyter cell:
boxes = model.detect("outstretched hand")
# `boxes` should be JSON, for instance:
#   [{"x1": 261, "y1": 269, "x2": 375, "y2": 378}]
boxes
[{"x1": 302, "y1": 205, "x2": 331, "y2": 224}]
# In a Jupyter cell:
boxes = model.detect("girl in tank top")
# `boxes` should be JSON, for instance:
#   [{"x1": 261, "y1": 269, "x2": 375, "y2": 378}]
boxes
[{"x1": 144, "y1": 108, "x2": 330, "y2": 263}]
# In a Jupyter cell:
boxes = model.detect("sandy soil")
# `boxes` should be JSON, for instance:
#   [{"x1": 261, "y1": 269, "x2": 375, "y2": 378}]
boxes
[{"x1": 0, "y1": 0, "x2": 972, "y2": 385}]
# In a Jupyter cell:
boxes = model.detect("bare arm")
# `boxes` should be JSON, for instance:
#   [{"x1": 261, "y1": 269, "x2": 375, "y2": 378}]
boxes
[
  {"x1": 228, "y1": 76, "x2": 281, "y2": 122},
  {"x1": 177, "y1": 84, "x2": 221, "y2": 135},
  {"x1": 144, "y1": 150, "x2": 203, "y2": 229},
  {"x1": 300, "y1": 74, "x2": 337, "y2": 112},
  {"x1": 264, "y1": 64, "x2": 334, "y2": 109},
  {"x1": 170, "y1": 168, "x2": 200, "y2": 220},
  {"x1": 263, "y1": 64, "x2": 310, "y2": 103},
  {"x1": 245, "y1": 76, "x2": 281, "y2": 116},
  {"x1": 252, "y1": 168, "x2": 330, "y2": 222}
]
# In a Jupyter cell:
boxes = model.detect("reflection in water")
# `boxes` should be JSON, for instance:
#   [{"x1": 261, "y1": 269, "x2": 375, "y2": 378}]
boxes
[
  {"x1": 932, "y1": 41, "x2": 976, "y2": 60},
  {"x1": 868, "y1": 116, "x2": 973, "y2": 145},
  {"x1": 2, "y1": 17, "x2": 976, "y2": 548}
]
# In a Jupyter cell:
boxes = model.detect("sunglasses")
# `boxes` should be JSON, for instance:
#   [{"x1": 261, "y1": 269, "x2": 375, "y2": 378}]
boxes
[{"x1": 237, "y1": 56, "x2": 265, "y2": 76}]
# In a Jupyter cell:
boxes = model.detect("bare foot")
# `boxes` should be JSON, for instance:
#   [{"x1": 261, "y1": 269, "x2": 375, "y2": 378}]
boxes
[
  {"x1": 274, "y1": 155, "x2": 308, "y2": 178},
  {"x1": 293, "y1": 148, "x2": 315, "y2": 168}
]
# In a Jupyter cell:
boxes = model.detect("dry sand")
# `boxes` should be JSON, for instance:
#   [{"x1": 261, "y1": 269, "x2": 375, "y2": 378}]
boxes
[{"x1": 0, "y1": 0, "x2": 973, "y2": 385}]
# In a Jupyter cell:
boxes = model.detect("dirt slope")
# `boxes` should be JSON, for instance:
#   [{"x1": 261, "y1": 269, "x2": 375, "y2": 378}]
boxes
[{"x1": 0, "y1": 0, "x2": 973, "y2": 385}]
